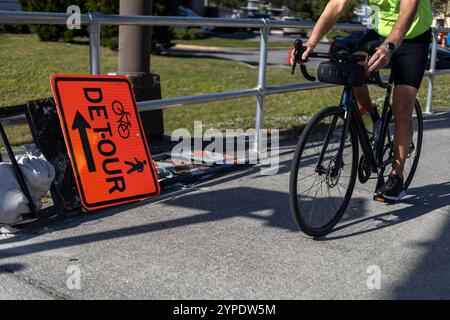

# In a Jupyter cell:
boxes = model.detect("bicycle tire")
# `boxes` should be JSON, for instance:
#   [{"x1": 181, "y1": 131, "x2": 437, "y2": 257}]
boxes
[{"x1": 289, "y1": 106, "x2": 359, "y2": 237}]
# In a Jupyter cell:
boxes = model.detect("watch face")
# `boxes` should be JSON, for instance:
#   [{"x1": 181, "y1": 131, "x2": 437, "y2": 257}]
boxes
[{"x1": 386, "y1": 42, "x2": 395, "y2": 51}]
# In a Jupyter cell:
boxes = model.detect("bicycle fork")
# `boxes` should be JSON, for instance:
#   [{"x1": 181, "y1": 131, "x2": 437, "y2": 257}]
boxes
[{"x1": 315, "y1": 88, "x2": 360, "y2": 176}]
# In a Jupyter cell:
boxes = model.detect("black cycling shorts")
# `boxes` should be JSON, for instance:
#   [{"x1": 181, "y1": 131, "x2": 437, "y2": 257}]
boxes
[{"x1": 355, "y1": 28, "x2": 431, "y2": 89}]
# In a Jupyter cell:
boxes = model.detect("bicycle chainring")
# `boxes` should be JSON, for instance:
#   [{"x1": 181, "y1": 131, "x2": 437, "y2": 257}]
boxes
[{"x1": 358, "y1": 155, "x2": 371, "y2": 184}]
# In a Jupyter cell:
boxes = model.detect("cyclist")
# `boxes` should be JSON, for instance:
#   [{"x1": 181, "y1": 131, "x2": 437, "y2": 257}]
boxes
[{"x1": 296, "y1": 0, "x2": 432, "y2": 201}]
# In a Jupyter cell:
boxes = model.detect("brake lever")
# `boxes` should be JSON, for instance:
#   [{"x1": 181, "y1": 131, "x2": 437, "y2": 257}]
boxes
[
  {"x1": 291, "y1": 55, "x2": 297, "y2": 75},
  {"x1": 291, "y1": 39, "x2": 301, "y2": 75},
  {"x1": 291, "y1": 39, "x2": 316, "y2": 81}
]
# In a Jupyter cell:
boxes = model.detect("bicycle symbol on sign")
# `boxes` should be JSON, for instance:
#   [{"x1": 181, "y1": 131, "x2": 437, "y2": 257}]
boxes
[{"x1": 112, "y1": 100, "x2": 132, "y2": 139}]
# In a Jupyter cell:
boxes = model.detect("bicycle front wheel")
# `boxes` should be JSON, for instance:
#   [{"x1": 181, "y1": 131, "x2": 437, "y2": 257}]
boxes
[{"x1": 289, "y1": 106, "x2": 359, "y2": 237}]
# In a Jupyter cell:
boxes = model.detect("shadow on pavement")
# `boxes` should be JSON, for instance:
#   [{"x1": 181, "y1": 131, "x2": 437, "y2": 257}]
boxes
[
  {"x1": 0, "y1": 185, "x2": 299, "y2": 260},
  {"x1": 319, "y1": 182, "x2": 450, "y2": 241},
  {"x1": 392, "y1": 203, "x2": 450, "y2": 299},
  {"x1": 0, "y1": 263, "x2": 24, "y2": 273}
]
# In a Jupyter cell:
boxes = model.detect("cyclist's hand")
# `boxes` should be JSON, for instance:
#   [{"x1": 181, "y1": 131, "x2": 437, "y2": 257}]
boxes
[
  {"x1": 301, "y1": 42, "x2": 315, "y2": 61},
  {"x1": 368, "y1": 46, "x2": 392, "y2": 72}
]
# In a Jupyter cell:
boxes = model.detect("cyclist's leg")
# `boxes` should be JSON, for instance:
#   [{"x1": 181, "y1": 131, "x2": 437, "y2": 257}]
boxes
[
  {"x1": 352, "y1": 30, "x2": 381, "y2": 118},
  {"x1": 391, "y1": 85, "x2": 416, "y2": 178},
  {"x1": 353, "y1": 50, "x2": 374, "y2": 117},
  {"x1": 354, "y1": 61, "x2": 381, "y2": 121},
  {"x1": 389, "y1": 31, "x2": 431, "y2": 178},
  {"x1": 352, "y1": 50, "x2": 371, "y2": 110},
  {"x1": 354, "y1": 84, "x2": 373, "y2": 114},
  {"x1": 375, "y1": 30, "x2": 430, "y2": 200},
  {"x1": 374, "y1": 86, "x2": 414, "y2": 200}
]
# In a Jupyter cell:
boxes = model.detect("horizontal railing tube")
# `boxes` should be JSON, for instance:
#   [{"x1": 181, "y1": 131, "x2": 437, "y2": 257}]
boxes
[
  {"x1": 97, "y1": 15, "x2": 264, "y2": 28},
  {"x1": 265, "y1": 82, "x2": 337, "y2": 95},
  {"x1": 137, "y1": 88, "x2": 259, "y2": 112},
  {"x1": 0, "y1": 10, "x2": 90, "y2": 25},
  {"x1": 432, "y1": 69, "x2": 450, "y2": 76}
]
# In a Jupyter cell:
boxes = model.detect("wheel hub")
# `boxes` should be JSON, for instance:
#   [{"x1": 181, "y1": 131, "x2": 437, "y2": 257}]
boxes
[{"x1": 325, "y1": 158, "x2": 341, "y2": 188}]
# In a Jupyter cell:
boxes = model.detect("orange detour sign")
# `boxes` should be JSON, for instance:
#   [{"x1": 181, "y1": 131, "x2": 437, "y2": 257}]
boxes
[{"x1": 51, "y1": 75, "x2": 160, "y2": 210}]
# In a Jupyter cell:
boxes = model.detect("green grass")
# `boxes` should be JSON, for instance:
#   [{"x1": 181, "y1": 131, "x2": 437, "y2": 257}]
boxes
[
  {"x1": 1, "y1": 33, "x2": 449, "y2": 147},
  {"x1": 174, "y1": 36, "x2": 288, "y2": 49}
]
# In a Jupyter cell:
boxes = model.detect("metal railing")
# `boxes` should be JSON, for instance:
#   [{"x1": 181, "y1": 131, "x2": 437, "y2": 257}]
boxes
[{"x1": 1, "y1": 10, "x2": 450, "y2": 153}]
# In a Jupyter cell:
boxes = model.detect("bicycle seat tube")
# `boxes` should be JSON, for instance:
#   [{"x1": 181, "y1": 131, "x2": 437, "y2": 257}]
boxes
[{"x1": 345, "y1": 86, "x2": 379, "y2": 172}]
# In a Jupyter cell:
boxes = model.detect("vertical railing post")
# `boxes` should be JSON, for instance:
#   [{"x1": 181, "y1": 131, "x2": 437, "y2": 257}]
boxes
[
  {"x1": 253, "y1": 21, "x2": 269, "y2": 154},
  {"x1": 88, "y1": 13, "x2": 101, "y2": 75},
  {"x1": 425, "y1": 27, "x2": 438, "y2": 114}
]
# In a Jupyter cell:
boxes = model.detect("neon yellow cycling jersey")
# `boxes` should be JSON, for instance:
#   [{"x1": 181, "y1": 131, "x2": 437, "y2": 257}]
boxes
[{"x1": 368, "y1": 0, "x2": 433, "y2": 39}]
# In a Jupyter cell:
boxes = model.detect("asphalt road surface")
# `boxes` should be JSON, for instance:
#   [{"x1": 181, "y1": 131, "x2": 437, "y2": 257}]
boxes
[
  {"x1": 164, "y1": 37, "x2": 331, "y2": 69},
  {"x1": 2, "y1": 109, "x2": 450, "y2": 299}
]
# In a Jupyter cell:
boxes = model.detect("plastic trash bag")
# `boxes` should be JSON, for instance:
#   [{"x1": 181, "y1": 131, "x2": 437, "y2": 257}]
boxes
[{"x1": 0, "y1": 145, "x2": 55, "y2": 226}]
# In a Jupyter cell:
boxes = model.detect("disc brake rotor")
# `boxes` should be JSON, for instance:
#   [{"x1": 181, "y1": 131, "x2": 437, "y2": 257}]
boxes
[{"x1": 325, "y1": 158, "x2": 341, "y2": 188}]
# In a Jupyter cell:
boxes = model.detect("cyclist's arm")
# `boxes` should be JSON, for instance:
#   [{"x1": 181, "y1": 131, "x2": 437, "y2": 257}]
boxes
[
  {"x1": 302, "y1": 0, "x2": 350, "y2": 60},
  {"x1": 385, "y1": 0, "x2": 421, "y2": 48},
  {"x1": 368, "y1": 0, "x2": 421, "y2": 72}
]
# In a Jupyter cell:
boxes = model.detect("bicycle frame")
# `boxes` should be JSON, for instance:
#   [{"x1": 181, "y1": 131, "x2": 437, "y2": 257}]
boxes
[
  {"x1": 291, "y1": 39, "x2": 398, "y2": 184},
  {"x1": 315, "y1": 75, "x2": 395, "y2": 182}
]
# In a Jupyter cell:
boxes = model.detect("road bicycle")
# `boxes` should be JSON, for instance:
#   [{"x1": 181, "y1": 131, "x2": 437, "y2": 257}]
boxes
[{"x1": 289, "y1": 39, "x2": 423, "y2": 237}]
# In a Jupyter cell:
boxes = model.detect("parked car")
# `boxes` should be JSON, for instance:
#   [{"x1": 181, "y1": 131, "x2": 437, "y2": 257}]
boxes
[
  {"x1": 0, "y1": 0, "x2": 21, "y2": 11},
  {"x1": 176, "y1": 6, "x2": 212, "y2": 32},
  {"x1": 431, "y1": 47, "x2": 450, "y2": 70},
  {"x1": 177, "y1": 6, "x2": 199, "y2": 18},
  {"x1": 248, "y1": 13, "x2": 272, "y2": 19},
  {"x1": 330, "y1": 32, "x2": 450, "y2": 70},
  {"x1": 281, "y1": 17, "x2": 307, "y2": 37}
]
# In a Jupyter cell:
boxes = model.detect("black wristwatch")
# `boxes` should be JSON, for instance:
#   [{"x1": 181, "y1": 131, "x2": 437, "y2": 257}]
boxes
[{"x1": 384, "y1": 41, "x2": 396, "y2": 53}]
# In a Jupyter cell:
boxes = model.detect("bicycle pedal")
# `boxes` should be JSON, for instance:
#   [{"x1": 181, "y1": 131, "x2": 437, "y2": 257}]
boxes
[{"x1": 373, "y1": 195, "x2": 396, "y2": 204}]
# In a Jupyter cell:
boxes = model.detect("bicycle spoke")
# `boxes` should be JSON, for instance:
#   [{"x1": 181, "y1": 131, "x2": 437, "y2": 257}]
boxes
[
  {"x1": 297, "y1": 171, "x2": 319, "y2": 182},
  {"x1": 298, "y1": 174, "x2": 322, "y2": 199},
  {"x1": 308, "y1": 176, "x2": 325, "y2": 225},
  {"x1": 327, "y1": 185, "x2": 338, "y2": 214},
  {"x1": 320, "y1": 177, "x2": 324, "y2": 226}
]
